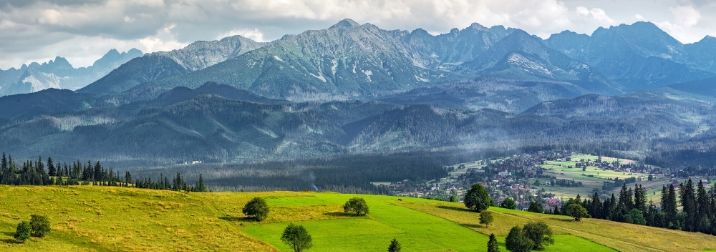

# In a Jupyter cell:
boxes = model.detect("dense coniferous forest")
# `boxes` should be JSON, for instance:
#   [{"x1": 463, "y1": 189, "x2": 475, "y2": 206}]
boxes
[
  {"x1": 0, "y1": 153, "x2": 206, "y2": 192},
  {"x1": 554, "y1": 179, "x2": 716, "y2": 235}
]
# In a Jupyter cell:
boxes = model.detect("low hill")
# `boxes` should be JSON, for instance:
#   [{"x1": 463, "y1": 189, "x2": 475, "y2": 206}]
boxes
[{"x1": 1, "y1": 186, "x2": 715, "y2": 251}]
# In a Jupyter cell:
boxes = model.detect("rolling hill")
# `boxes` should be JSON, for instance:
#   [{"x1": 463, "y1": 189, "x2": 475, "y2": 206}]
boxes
[{"x1": 1, "y1": 186, "x2": 715, "y2": 251}]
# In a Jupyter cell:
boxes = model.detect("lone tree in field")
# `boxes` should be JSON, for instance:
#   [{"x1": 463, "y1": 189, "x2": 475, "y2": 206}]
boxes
[
  {"x1": 480, "y1": 211, "x2": 494, "y2": 227},
  {"x1": 243, "y1": 197, "x2": 269, "y2": 221},
  {"x1": 343, "y1": 197, "x2": 369, "y2": 216},
  {"x1": 523, "y1": 222, "x2": 553, "y2": 250},
  {"x1": 14, "y1": 221, "x2": 31, "y2": 243},
  {"x1": 388, "y1": 238, "x2": 401, "y2": 252},
  {"x1": 487, "y1": 233, "x2": 500, "y2": 252},
  {"x1": 565, "y1": 203, "x2": 590, "y2": 221},
  {"x1": 505, "y1": 226, "x2": 532, "y2": 252},
  {"x1": 464, "y1": 183, "x2": 492, "y2": 212},
  {"x1": 281, "y1": 224, "x2": 312, "y2": 252},
  {"x1": 500, "y1": 198, "x2": 517, "y2": 209},
  {"x1": 30, "y1": 214, "x2": 51, "y2": 237}
]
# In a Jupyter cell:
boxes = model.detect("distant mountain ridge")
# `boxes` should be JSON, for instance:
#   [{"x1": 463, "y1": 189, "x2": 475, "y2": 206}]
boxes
[
  {"x1": 76, "y1": 19, "x2": 716, "y2": 103},
  {"x1": 1, "y1": 19, "x2": 716, "y2": 167},
  {"x1": 0, "y1": 49, "x2": 142, "y2": 96},
  {"x1": 79, "y1": 35, "x2": 265, "y2": 96}
]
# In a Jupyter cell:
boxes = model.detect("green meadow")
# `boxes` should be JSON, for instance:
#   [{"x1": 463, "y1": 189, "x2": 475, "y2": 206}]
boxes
[{"x1": 1, "y1": 186, "x2": 715, "y2": 251}]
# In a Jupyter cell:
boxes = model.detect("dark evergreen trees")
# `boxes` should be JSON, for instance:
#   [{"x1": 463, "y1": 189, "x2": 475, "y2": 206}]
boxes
[
  {"x1": 682, "y1": 179, "x2": 697, "y2": 231},
  {"x1": 488, "y1": 233, "x2": 500, "y2": 252},
  {"x1": 388, "y1": 238, "x2": 401, "y2": 252}
]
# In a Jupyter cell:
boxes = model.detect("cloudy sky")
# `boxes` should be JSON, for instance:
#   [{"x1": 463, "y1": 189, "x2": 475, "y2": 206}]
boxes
[{"x1": 1, "y1": 0, "x2": 715, "y2": 69}]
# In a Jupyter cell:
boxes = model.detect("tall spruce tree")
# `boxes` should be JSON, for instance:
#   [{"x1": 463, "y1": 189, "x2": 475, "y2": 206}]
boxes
[
  {"x1": 682, "y1": 179, "x2": 697, "y2": 231},
  {"x1": 697, "y1": 180, "x2": 710, "y2": 227},
  {"x1": 590, "y1": 192, "x2": 602, "y2": 218},
  {"x1": 47, "y1": 157, "x2": 56, "y2": 177},
  {"x1": 487, "y1": 233, "x2": 500, "y2": 252},
  {"x1": 666, "y1": 184, "x2": 678, "y2": 228}
]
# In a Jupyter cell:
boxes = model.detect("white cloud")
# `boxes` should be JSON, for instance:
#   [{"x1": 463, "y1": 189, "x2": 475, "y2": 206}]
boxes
[
  {"x1": 217, "y1": 28, "x2": 267, "y2": 42},
  {"x1": 671, "y1": 5, "x2": 700, "y2": 27},
  {"x1": 575, "y1": 6, "x2": 615, "y2": 25},
  {"x1": 655, "y1": 5, "x2": 704, "y2": 43},
  {"x1": 1, "y1": 0, "x2": 716, "y2": 68}
]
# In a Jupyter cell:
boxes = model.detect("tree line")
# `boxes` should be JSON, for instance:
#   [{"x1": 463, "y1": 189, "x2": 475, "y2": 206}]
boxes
[
  {"x1": 0, "y1": 153, "x2": 206, "y2": 192},
  {"x1": 544, "y1": 179, "x2": 716, "y2": 235}
]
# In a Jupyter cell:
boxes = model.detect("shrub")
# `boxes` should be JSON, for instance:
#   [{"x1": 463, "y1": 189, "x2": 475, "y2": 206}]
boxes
[
  {"x1": 527, "y1": 201, "x2": 544, "y2": 213},
  {"x1": 281, "y1": 224, "x2": 312, "y2": 252},
  {"x1": 523, "y1": 221, "x2": 553, "y2": 250},
  {"x1": 388, "y1": 238, "x2": 401, "y2": 252},
  {"x1": 30, "y1": 214, "x2": 51, "y2": 237},
  {"x1": 480, "y1": 211, "x2": 494, "y2": 227},
  {"x1": 243, "y1": 197, "x2": 269, "y2": 221},
  {"x1": 14, "y1": 221, "x2": 31, "y2": 243},
  {"x1": 625, "y1": 209, "x2": 646, "y2": 225},
  {"x1": 505, "y1": 226, "x2": 532, "y2": 252},
  {"x1": 565, "y1": 204, "x2": 590, "y2": 221},
  {"x1": 500, "y1": 198, "x2": 517, "y2": 209},
  {"x1": 343, "y1": 197, "x2": 369, "y2": 216}
]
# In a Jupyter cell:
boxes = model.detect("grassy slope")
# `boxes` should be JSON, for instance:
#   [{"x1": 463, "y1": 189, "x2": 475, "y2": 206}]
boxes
[{"x1": 0, "y1": 186, "x2": 715, "y2": 251}]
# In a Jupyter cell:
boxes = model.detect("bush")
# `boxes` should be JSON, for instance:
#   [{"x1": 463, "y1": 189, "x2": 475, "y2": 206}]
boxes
[
  {"x1": 500, "y1": 198, "x2": 517, "y2": 209},
  {"x1": 625, "y1": 209, "x2": 646, "y2": 225},
  {"x1": 480, "y1": 211, "x2": 494, "y2": 227},
  {"x1": 464, "y1": 184, "x2": 492, "y2": 212},
  {"x1": 505, "y1": 226, "x2": 532, "y2": 252},
  {"x1": 343, "y1": 197, "x2": 369, "y2": 216},
  {"x1": 523, "y1": 222, "x2": 553, "y2": 250},
  {"x1": 281, "y1": 224, "x2": 312, "y2": 252},
  {"x1": 14, "y1": 221, "x2": 31, "y2": 243},
  {"x1": 565, "y1": 204, "x2": 590, "y2": 221},
  {"x1": 243, "y1": 197, "x2": 269, "y2": 221},
  {"x1": 527, "y1": 201, "x2": 544, "y2": 213},
  {"x1": 30, "y1": 214, "x2": 51, "y2": 237},
  {"x1": 388, "y1": 238, "x2": 401, "y2": 252}
]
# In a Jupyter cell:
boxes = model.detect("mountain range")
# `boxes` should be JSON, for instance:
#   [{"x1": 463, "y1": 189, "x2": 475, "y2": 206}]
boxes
[
  {"x1": 1, "y1": 19, "x2": 716, "y2": 168},
  {"x1": 0, "y1": 49, "x2": 143, "y2": 96}
]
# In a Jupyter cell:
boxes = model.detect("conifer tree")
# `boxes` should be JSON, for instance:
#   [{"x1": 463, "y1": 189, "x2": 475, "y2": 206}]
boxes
[{"x1": 487, "y1": 233, "x2": 500, "y2": 252}]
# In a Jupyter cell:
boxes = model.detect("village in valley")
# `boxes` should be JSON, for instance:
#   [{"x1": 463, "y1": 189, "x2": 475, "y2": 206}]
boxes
[{"x1": 379, "y1": 151, "x2": 684, "y2": 210}]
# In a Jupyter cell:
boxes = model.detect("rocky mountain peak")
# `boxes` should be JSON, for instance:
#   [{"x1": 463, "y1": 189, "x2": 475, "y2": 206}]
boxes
[{"x1": 330, "y1": 18, "x2": 361, "y2": 29}]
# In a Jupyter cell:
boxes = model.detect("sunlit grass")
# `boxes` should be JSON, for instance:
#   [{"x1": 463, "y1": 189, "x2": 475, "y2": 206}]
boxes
[{"x1": 1, "y1": 186, "x2": 713, "y2": 251}]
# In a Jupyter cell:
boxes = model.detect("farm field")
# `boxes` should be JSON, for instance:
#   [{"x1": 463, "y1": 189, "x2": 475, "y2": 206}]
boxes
[
  {"x1": 539, "y1": 154, "x2": 669, "y2": 200},
  {"x1": 1, "y1": 186, "x2": 715, "y2": 251}
]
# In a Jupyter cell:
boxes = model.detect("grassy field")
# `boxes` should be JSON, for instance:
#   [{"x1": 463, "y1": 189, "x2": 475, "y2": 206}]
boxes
[
  {"x1": 539, "y1": 153, "x2": 669, "y2": 200},
  {"x1": 1, "y1": 186, "x2": 715, "y2": 251}
]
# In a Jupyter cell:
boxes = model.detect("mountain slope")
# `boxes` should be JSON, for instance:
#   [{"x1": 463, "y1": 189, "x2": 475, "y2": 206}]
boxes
[
  {"x1": 150, "y1": 19, "x2": 440, "y2": 100},
  {"x1": 546, "y1": 22, "x2": 714, "y2": 90},
  {"x1": 80, "y1": 36, "x2": 264, "y2": 96}
]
